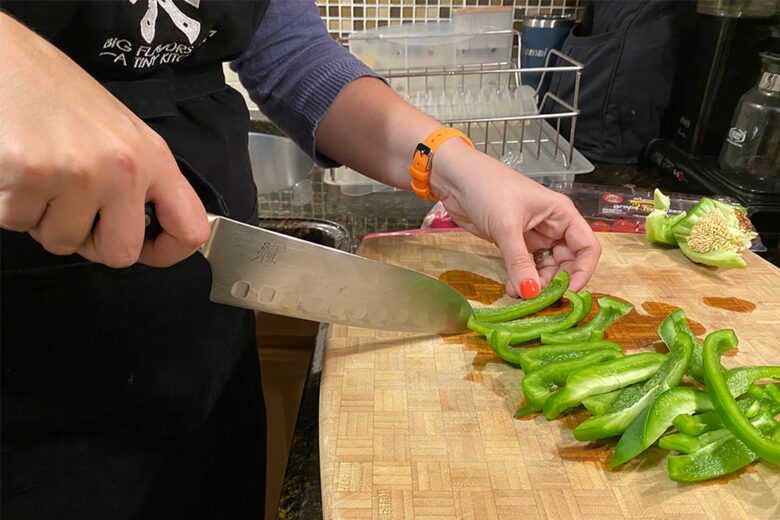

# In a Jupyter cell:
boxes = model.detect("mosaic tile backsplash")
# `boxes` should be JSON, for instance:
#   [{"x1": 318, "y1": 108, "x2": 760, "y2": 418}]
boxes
[{"x1": 316, "y1": 0, "x2": 585, "y2": 40}]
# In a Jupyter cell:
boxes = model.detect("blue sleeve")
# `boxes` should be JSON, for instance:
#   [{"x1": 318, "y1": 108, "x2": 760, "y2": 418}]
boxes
[{"x1": 231, "y1": 0, "x2": 383, "y2": 167}]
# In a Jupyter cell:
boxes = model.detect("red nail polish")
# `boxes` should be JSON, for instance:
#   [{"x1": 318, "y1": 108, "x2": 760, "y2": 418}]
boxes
[{"x1": 520, "y1": 279, "x2": 540, "y2": 299}]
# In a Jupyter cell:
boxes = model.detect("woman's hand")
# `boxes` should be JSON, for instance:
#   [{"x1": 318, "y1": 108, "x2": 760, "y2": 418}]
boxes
[
  {"x1": 430, "y1": 139, "x2": 601, "y2": 298},
  {"x1": 316, "y1": 78, "x2": 600, "y2": 297},
  {"x1": 0, "y1": 13, "x2": 209, "y2": 268}
]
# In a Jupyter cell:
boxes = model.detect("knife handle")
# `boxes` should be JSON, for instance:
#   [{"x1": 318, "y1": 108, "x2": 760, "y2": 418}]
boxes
[{"x1": 144, "y1": 202, "x2": 163, "y2": 240}]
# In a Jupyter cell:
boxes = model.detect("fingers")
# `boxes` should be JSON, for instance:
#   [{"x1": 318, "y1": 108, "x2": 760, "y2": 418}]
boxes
[
  {"x1": 494, "y1": 231, "x2": 540, "y2": 300},
  {"x1": 533, "y1": 222, "x2": 599, "y2": 293},
  {"x1": 522, "y1": 230, "x2": 559, "y2": 286},
  {"x1": 523, "y1": 197, "x2": 601, "y2": 292},
  {"x1": 531, "y1": 248, "x2": 561, "y2": 287},
  {"x1": 28, "y1": 193, "x2": 99, "y2": 256},
  {"x1": 0, "y1": 191, "x2": 48, "y2": 232},
  {"x1": 562, "y1": 218, "x2": 601, "y2": 291},
  {"x1": 0, "y1": 149, "x2": 56, "y2": 232},
  {"x1": 495, "y1": 202, "x2": 600, "y2": 297},
  {"x1": 78, "y1": 195, "x2": 146, "y2": 268},
  {"x1": 137, "y1": 176, "x2": 210, "y2": 267}
]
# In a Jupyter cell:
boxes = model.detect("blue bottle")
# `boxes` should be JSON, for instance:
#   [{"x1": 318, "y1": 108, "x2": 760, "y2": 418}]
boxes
[{"x1": 521, "y1": 14, "x2": 576, "y2": 98}]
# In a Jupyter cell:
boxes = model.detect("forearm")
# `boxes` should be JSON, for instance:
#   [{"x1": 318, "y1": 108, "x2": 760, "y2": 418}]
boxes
[
  {"x1": 233, "y1": 0, "x2": 381, "y2": 167},
  {"x1": 314, "y1": 76, "x2": 454, "y2": 190}
]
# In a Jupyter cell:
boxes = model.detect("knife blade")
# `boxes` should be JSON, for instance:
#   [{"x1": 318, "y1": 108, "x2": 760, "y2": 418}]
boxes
[{"x1": 144, "y1": 205, "x2": 473, "y2": 333}]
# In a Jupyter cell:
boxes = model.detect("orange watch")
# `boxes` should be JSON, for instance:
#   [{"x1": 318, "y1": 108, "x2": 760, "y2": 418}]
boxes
[{"x1": 409, "y1": 128, "x2": 473, "y2": 200}]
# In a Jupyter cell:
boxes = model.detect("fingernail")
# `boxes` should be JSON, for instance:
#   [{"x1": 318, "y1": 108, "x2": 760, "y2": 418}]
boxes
[{"x1": 520, "y1": 279, "x2": 540, "y2": 299}]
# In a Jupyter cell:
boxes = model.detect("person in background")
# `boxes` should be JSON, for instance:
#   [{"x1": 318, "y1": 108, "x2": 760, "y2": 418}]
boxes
[{"x1": 0, "y1": 1, "x2": 600, "y2": 518}]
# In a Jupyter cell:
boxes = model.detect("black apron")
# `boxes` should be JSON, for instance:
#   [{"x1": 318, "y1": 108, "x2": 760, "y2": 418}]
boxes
[
  {"x1": 1, "y1": 2, "x2": 271, "y2": 518},
  {"x1": 544, "y1": 0, "x2": 691, "y2": 164}
]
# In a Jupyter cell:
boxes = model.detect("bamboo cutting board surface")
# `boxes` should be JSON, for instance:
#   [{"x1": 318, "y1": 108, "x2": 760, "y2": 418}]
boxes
[{"x1": 319, "y1": 232, "x2": 780, "y2": 520}]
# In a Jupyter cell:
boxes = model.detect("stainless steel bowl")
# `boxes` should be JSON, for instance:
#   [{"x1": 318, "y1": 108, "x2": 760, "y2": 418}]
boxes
[{"x1": 248, "y1": 132, "x2": 313, "y2": 193}]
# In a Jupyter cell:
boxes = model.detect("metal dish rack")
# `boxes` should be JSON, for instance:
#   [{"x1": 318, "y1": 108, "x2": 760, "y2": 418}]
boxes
[{"x1": 326, "y1": 28, "x2": 591, "y2": 194}]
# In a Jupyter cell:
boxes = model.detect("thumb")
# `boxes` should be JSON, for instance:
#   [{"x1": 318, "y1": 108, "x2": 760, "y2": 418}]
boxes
[
  {"x1": 138, "y1": 178, "x2": 210, "y2": 267},
  {"x1": 496, "y1": 234, "x2": 540, "y2": 299}
]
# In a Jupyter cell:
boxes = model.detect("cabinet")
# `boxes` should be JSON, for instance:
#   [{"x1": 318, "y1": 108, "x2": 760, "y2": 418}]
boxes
[{"x1": 255, "y1": 312, "x2": 319, "y2": 520}]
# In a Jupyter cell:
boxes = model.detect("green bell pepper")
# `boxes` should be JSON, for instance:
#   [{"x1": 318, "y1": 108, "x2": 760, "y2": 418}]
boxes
[
  {"x1": 581, "y1": 388, "x2": 628, "y2": 416},
  {"x1": 671, "y1": 382, "x2": 780, "y2": 436},
  {"x1": 666, "y1": 408, "x2": 780, "y2": 482},
  {"x1": 469, "y1": 291, "x2": 591, "y2": 354},
  {"x1": 657, "y1": 309, "x2": 713, "y2": 384},
  {"x1": 611, "y1": 386, "x2": 713, "y2": 467},
  {"x1": 645, "y1": 189, "x2": 687, "y2": 246},
  {"x1": 472, "y1": 270, "x2": 569, "y2": 323},
  {"x1": 724, "y1": 366, "x2": 780, "y2": 397},
  {"x1": 540, "y1": 296, "x2": 633, "y2": 344},
  {"x1": 702, "y1": 330, "x2": 780, "y2": 464},
  {"x1": 573, "y1": 333, "x2": 693, "y2": 442},
  {"x1": 542, "y1": 352, "x2": 665, "y2": 420},
  {"x1": 510, "y1": 340, "x2": 623, "y2": 374},
  {"x1": 515, "y1": 349, "x2": 624, "y2": 418},
  {"x1": 672, "y1": 398, "x2": 762, "y2": 437},
  {"x1": 671, "y1": 197, "x2": 757, "y2": 269},
  {"x1": 660, "y1": 428, "x2": 734, "y2": 455}
]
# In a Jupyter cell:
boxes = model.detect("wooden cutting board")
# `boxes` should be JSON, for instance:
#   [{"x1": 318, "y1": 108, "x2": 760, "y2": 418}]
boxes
[{"x1": 319, "y1": 232, "x2": 780, "y2": 520}]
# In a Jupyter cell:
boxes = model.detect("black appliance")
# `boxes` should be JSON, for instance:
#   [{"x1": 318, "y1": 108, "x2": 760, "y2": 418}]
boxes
[{"x1": 644, "y1": 10, "x2": 780, "y2": 251}]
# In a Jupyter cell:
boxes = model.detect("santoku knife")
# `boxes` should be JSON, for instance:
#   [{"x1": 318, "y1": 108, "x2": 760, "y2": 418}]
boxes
[{"x1": 145, "y1": 206, "x2": 473, "y2": 333}]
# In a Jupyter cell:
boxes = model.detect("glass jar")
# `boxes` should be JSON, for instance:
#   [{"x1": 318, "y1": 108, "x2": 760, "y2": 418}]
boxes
[{"x1": 719, "y1": 52, "x2": 780, "y2": 194}]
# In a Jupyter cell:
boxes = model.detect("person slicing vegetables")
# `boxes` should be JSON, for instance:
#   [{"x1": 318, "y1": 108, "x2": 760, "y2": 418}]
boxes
[{"x1": 0, "y1": 1, "x2": 601, "y2": 518}]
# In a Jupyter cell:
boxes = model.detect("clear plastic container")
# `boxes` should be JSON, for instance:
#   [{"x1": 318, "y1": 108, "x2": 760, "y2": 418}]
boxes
[
  {"x1": 719, "y1": 52, "x2": 780, "y2": 194},
  {"x1": 452, "y1": 6, "x2": 514, "y2": 67},
  {"x1": 348, "y1": 22, "x2": 513, "y2": 91},
  {"x1": 402, "y1": 84, "x2": 538, "y2": 121},
  {"x1": 324, "y1": 166, "x2": 399, "y2": 196},
  {"x1": 452, "y1": 6, "x2": 514, "y2": 33},
  {"x1": 696, "y1": 0, "x2": 779, "y2": 17}
]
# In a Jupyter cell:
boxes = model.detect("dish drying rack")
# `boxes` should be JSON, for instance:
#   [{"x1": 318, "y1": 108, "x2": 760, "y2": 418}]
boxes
[{"x1": 327, "y1": 29, "x2": 592, "y2": 195}]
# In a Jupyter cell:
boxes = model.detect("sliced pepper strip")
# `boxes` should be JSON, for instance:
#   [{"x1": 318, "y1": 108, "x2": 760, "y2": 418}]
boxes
[
  {"x1": 542, "y1": 352, "x2": 665, "y2": 420},
  {"x1": 660, "y1": 428, "x2": 734, "y2": 454},
  {"x1": 472, "y1": 270, "x2": 569, "y2": 323},
  {"x1": 642, "y1": 387, "x2": 713, "y2": 446},
  {"x1": 470, "y1": 291, "x2": 591, "y2": 352},
  {"x1": 672, "y1": 398, "x2": 762, "y2": 437},
  {"x1": 664, "y1": 405, "x2": 778, "y2": 455},
  {"x1": 467, "y1": 290, "x2": 582, "y2": 339},
  {"x1": 666, "y1": 409, "x2": 780, "y2": 482},
  {"x1": 540, "y1": 296, "x2": 633, "y2": 344},
  {"x1": 610, "y1": 387, "x2": 713, "y2": 467},
  {"x1": 573, "y1": 333, "x2": 692, "y2": 442},
  {"x1": 702, "y1": 329, "x2": 780, "y2": 464},
  {"x1": 671, "y1": 378, "x2": 780, "y2": 436},
  {"x1": 656, "y1": 308, "x2": 732, "y2": 384},
  {"x1": 516, "y1": 349, "x2": 624, "y2": 417},
  {"x1": 765, "y1": 383, "x2": 780, "y2": 403},
  {"x1": 724, "y1": 366, "x2": 780, "y2": 397},
  {"x1": 511, "y1": 341, "x2": 623, "y2": 373},
  {"x1": 582, "y1": 387, "x2": 627, "y2": 416}
]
